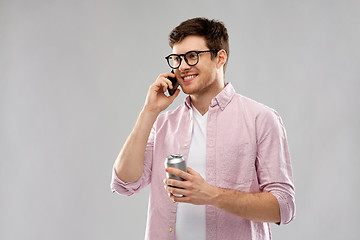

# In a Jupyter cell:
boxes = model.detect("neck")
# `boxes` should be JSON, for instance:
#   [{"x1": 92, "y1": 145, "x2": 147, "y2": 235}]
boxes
[{"x1": 190, "y1": 81, "x2": 225, "y2": 115}]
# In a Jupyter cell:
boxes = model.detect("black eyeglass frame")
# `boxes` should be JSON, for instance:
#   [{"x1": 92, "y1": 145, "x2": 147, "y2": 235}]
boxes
[{"x1": 165, "y1": 49, "x2": 219, "y2": 69}]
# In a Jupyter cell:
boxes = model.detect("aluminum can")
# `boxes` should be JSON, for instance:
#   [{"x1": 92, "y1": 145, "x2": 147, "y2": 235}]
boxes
[{"x1": 165, "y1": 154, "x2": 187, "y2": 181}]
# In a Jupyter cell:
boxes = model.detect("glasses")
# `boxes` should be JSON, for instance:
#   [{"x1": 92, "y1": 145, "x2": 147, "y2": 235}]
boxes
[{"x1": 165, "y1": 50, "x2": 219, "y2": 69}]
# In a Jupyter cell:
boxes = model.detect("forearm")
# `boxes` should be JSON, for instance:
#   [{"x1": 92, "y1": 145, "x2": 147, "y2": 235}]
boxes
[
  {"x1": 212, "y1": 187, "x2": 280, "y2": 223},
  {"x1": 114, "y1": 107, "x2": 159, "y2": 183},
  {"x1": 165, "y1": 167, "x2": 281, "y2": 223}
]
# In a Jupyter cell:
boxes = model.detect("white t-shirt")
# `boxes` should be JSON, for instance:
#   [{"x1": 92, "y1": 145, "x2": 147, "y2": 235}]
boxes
[{"x1": 176, "y1": 106, "x2": 207, "y2": 240}]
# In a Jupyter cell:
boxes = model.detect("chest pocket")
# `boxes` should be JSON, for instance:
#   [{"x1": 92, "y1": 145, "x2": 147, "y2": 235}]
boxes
[{"x1": 216, "y1": 141, "x2": 257, "y2": 191}]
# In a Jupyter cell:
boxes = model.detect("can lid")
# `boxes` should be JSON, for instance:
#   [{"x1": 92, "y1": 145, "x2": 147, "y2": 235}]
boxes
[
  {"x1": 170, "y1": 154, "x2": 183, "y2": 158},
  {"x1": 166, "y1": 154, "x2": 184, "y2": 162}
]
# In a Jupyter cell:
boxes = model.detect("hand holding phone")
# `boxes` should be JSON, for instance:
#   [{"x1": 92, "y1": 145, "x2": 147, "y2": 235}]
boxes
[{"x1": 167, "y1": 70, "x2": 180, "y2": 96}]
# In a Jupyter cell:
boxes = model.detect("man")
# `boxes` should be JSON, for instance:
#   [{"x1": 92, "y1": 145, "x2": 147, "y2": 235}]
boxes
[{"x1": 111, "y1": 17, "x2": 295, "y2": 240}]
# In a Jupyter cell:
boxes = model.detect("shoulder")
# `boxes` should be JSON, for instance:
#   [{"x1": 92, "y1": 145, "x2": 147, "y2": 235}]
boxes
[
  {"x1": 233, "y1": 94, "x2": 278, "y2": 116},
  {"x1": 232, "y1": 93, "x2": 285, "y2": 130},
  {"x1": 155, "y1": 102, "x2": 189, "y2": 127}
]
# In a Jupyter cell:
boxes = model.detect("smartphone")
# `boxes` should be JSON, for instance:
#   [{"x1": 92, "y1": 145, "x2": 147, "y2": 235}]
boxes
[{"x1": 167, "y1": 70, "x2": 179, "y2": 96}]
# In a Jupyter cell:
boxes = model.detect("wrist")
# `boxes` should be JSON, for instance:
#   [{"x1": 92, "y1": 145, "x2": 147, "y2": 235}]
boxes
[
  {"x1": 209, "y1": 185, "x2": 223, "y2": 207},
  {"x1": 142, "y1": 105, "x2": 162, "y2": 116}
]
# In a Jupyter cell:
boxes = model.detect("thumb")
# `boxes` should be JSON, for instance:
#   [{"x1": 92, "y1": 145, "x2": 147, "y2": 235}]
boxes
[{"x1": 169, "y1": 89, "x2": 180, "y2": 100}]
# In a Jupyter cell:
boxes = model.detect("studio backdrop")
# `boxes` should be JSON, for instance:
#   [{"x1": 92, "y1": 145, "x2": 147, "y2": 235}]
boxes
[{"x1": 1, "y1": 0, "x2": 359, "y2": 239}]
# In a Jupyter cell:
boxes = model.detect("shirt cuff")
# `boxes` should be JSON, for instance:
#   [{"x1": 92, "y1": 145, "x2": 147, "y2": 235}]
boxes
[
  {"x1": 271, "y1": 191, "x2": 296, "y2": 225},
  {"x1": 110, "y1": 166, "x2": 143, "y2": 196}
]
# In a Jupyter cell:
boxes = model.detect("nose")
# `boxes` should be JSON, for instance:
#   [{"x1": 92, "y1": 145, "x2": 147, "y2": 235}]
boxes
[{"x1": 178, "y1": 57, "x2": 191, "y2": 72}]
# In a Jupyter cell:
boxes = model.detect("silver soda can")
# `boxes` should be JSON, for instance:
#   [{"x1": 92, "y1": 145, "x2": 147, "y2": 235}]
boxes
[{"x1": 165, "y1": 154, "x2": 187, "y2": 181}]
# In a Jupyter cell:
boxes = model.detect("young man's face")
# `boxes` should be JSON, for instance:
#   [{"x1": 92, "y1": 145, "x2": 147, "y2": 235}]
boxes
[{"x1": 172, "y1": 35, "x2": 223, "y2": 96}]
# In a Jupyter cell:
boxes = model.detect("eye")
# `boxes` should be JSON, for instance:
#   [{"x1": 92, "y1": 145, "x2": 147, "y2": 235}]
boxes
[
  {"x1": 170, "y1": 55, "x2": 180, "y2": 63},
  {"x1": 187, "y1": 52, "x2": 197, "y2": 60}
]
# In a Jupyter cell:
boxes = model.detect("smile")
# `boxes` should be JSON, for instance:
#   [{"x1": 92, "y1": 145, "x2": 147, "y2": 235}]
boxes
[{"x1": 182, "y1": 74, "x2": 197, "y2": 82}]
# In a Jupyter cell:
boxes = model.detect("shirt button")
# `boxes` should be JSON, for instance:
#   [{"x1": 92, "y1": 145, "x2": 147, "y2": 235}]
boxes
[
  {"x1": 169, "y1": 227, "x2": 173, "y2": 232},
  {"x1": 184, "y1": 143, "x2": 189, "y2": 147}
]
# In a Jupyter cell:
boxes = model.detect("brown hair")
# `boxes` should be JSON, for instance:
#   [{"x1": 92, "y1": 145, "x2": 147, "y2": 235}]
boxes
[{"x1": 169, "y1": 17, "x2": 229, "y2": 72}]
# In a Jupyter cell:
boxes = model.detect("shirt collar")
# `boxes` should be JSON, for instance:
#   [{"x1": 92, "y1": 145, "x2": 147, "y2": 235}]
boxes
[{"x1": 184, "y1": 82, "x2": 235, "y2": 111}]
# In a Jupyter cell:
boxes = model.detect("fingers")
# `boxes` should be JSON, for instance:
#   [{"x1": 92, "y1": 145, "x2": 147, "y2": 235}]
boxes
[
  {"x1": 159, "y1": 80, "x2": 169, "y2": 93},
  {"x1": 153, "y1": 78, "x2": 169, "y2": 93},
  {"x1": 164, "y1": 182, "x2": 190, "y2": 203},
  {"x1": 165, "y1": 184, "x2": 187, "y2": 196},
  {"x1": 186, "y1": 166, "x2": 196, "y2": 174},
  {"x1": 164, "y1": 178, "x2": 187, "y2": 189},
  {"x1": 144, "y1": 71, "x2": 180, "y2": 112},
  {"x1": 166, "y1": 186, "x2": 193, "y2": 203},
  {"x1": 168, "y1": 192, "x2": 190, "y2": 203},
  {"x1": 166, "y1": 167, "x2": 190, "y2": 180},
  {"x1": 164, "y1": 167, "x2": 211, "y2": 205},
  {"x1": 155, "y1": 72, "x2": 176, "y2": 92}
]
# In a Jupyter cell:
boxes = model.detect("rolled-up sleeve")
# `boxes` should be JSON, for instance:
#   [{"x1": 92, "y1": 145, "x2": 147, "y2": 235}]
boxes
[
  {"x1": 110, "y1": 124, "x2": 156, "y2": 196},
  {"x1": 110, "y1": 166, "x2": 149, "y2": 196},
  {"x1": 270, "y1": 184, "x2": 296, "y2": 224},
  {"x1": 256, "y1": 109, "x2": 296, "y2": 224}
]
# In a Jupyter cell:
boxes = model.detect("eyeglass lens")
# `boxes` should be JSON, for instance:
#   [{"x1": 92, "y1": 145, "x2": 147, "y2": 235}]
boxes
[{"x1": 168, "y1": 51, "x2": 199, "y2": 69}]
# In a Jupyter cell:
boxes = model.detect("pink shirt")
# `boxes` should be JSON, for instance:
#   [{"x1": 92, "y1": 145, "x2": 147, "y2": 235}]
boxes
[{"x1": 111, "y1": 83, "x2": 295, "y2": 240}]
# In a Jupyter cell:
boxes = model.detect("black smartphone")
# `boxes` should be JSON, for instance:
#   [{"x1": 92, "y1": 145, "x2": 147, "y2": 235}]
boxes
[{"x1": 167, "y1": 70, "x2": 179, "y2": 96}]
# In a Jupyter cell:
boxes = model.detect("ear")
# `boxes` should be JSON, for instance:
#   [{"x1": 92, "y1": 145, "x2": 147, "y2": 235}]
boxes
[{"x1": 216, "y1": 49, "x2": 227, "y2": 70}]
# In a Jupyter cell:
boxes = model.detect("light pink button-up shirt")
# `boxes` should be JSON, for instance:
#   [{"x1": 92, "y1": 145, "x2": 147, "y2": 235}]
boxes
[{"x1": 111, "y1": 83, "x2": 295, "y2": 240}]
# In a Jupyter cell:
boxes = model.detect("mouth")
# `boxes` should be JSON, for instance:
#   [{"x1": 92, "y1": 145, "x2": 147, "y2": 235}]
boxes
[{"x1": 182, "y1": 74, "x2": 198, "y2": 82}]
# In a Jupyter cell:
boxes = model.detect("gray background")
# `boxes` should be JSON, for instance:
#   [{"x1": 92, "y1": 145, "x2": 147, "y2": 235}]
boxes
[{"x1": 1, "y1": 0, "x2": 359, "y2": 239}]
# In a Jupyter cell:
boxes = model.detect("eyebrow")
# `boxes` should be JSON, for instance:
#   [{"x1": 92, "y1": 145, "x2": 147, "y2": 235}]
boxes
[{"x1": 171, "y1": 49, "x2": 207, "y2": 55}]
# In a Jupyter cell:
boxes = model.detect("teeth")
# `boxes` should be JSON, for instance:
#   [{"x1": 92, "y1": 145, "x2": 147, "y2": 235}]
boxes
[{"x1": 184, "y1": 75, "x2": 196, "y2": 80}]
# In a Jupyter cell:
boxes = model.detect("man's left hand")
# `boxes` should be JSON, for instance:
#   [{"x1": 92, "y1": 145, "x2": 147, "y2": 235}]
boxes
[{"x1": 164, "y1": 167, "x2": 218, "y2": 205}]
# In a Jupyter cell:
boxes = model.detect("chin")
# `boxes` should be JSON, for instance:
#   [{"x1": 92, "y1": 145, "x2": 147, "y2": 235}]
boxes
[
  {"x1": 182, "y1": 88, "x2": 199, "y2": 95},
  {"x1": 181, "y1": 89, "x2": 191, "y2": 95},
  {"x1": 181, "y1": 80, "x2": 206, "y2": 95}
]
